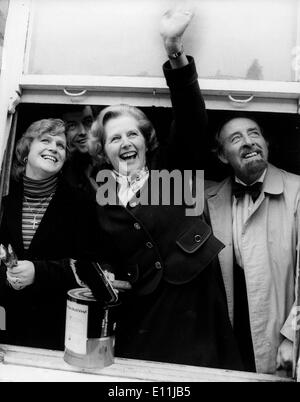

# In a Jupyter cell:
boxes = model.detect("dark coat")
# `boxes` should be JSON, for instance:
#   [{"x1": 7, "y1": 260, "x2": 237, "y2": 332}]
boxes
[
  {"x1": 0, "y1": 178, "x2": 99, "y2": 350},
  {"x1": 93, "y1": 58, "x2": 243, "y2": 370}
]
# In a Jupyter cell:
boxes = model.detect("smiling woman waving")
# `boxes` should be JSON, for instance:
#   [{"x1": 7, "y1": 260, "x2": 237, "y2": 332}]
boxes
[{"x1": 80, "y1": 8, "x2": 243, "y2": 370}]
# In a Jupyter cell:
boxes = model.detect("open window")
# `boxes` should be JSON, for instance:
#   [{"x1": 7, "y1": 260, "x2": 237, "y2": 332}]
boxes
[{"x1": 0, "y1": 0, "x2": 300, "y2": 381}]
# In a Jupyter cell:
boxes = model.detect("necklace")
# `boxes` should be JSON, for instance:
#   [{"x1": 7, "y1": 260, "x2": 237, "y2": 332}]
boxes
[{"x1": 23, "y1": 194, "x2": 53, "y2": 230}]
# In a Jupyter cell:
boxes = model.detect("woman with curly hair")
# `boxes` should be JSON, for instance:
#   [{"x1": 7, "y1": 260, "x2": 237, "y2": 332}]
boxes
[{"x1": 0, "y1": 118, "x2": 99, "y2": 350}]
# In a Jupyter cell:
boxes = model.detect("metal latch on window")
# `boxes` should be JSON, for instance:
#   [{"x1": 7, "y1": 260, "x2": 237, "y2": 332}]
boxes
[
  {"x1": 228, "y1": 94, "x2": 254, "y2": 106},
  {"x1": 63, "y1": 88, "x2": 87, "y2": 97}
]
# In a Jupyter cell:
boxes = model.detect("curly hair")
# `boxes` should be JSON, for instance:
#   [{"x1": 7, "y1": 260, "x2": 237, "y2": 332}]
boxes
[
  {"x1": 12, "y1": 118, "x2": 67, "y2": 180},
  {"x1": 90, "y1": 104, "x2": 159, "y2": 168}
]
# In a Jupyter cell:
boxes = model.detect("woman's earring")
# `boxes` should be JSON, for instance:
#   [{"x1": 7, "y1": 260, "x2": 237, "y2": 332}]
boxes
[{"x1": 23, "y1": 157, "x2": 28, "y2": 164}]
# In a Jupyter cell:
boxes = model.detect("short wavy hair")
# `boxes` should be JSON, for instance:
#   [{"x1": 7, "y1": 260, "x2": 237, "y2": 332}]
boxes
[
  {"x1": 12, "y1": 118, "x2": 67, "y2": 180},
  {"x1": 213, "y1": 113, "x2": 266, "y2": 156},
  {"x1": 90, "y1": 104, "x2": 159, "y2": 168}
]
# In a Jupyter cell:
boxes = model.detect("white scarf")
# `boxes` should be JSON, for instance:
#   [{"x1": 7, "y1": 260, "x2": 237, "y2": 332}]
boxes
[{"x1": 113, "y1": 167, "x2": 149, "y2": 206}]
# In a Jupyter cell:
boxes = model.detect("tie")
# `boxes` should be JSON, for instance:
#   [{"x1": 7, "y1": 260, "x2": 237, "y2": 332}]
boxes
[{"x1": 232, "y1": 181, "x2": 263, "y2": 202}]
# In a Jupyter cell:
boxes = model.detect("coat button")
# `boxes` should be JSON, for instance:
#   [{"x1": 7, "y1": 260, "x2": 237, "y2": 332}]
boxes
[
  {"x1": 134, "y1": 222, "x2": 141, "y2": 230},
  {"x1": 146, "y1": 242, "x2": 153, "y2": 248},
  {"x1": 194, "y1": 234, "x2": 202, "y2": 243},
  {"x1": 155, "y1": 261, "x2": 162, "y2": 270}
]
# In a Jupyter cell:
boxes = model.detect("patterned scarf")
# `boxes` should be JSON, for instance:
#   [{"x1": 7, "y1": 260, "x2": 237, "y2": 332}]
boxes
[{"x1": 113, "y1": 167, "x2": 149, "y2": 206}]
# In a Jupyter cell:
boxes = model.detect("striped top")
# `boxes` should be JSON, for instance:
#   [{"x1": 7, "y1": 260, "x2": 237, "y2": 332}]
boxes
[
  {"x1": 22, "y1": 194, "x2": 54, "y2": 249},
  {"x1": 22, "y1": 174, "x2": 58, "y2": 250}
]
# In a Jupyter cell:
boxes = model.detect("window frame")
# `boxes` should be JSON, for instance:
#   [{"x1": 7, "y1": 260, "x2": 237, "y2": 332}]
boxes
[
  {"x1": 0, "y1": 343, "x2": 295, "y2": 382},
  {"x1": 19, "y1": 74, "x2": 300, "y2": 114},
  {"x1": 0, "y1": 0, "x2": 300, "y2": 381}
]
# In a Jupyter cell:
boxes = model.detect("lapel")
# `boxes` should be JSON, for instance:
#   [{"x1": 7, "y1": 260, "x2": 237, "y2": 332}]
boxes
[
  {"x1": 206, "y1": 177, "x2": 234, "y2": 322},
  {"x1": 5, "y1": 181, "x2": 24, "y2": 256},
  {"x1": 242, "y1": 163, "x2": 283, "y2": 220},
  {"x1": 262, "y1": 163, "x2": 283, "y2": 195}
]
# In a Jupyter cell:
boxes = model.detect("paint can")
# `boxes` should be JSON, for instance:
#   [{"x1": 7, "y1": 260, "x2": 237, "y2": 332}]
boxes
[{"x1": 64, "y1": 288, "x2": 118, "y2": 369}]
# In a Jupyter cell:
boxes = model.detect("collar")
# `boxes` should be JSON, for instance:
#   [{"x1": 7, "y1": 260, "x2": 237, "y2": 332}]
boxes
[
  {"x1": 235, "y1": 164, "x2": 284, "y2": 196},
  {"x1": 206, "y1": 163, "x2": 284, "y2": 199},
  {"x1": 23, "y1": 174, "x2": 58, "y2": 197},
  {"x1": 235, "y1": 164, "x2": 284, "y2": 195},
  {"x1": 112, "y1": 167, "x2": 149, "y2": 186},
  {"x1": 261, "y1": 163, "x2": 284, "y2": 195}
]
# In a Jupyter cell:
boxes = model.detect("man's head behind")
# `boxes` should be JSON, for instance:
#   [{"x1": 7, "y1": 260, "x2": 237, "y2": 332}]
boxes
[
  {"x1": 61, "y1": 105, "x2": 94, "y2": 154},
  {"x1": 215, "y1": 115, "x2": 269, "y2": 184}
]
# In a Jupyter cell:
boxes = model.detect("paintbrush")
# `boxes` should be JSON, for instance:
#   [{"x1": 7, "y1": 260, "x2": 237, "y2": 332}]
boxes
[{"x1": 0, "y1": 243, "x2": 18, "y2": 269}]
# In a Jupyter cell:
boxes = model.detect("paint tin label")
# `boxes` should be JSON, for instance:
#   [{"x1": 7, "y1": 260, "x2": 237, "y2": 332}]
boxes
[
  {"x1": 64, "y1": 288, "x2": 119, "y2": 368},
  {"x1": 65, "y1": 299, "x2": 88, "y2": 355}
]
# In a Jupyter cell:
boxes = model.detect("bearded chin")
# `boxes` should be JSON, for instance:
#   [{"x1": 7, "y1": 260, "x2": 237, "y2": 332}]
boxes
[{"x1": 243, "y1": 159, "x2": 268, "y2": 181}]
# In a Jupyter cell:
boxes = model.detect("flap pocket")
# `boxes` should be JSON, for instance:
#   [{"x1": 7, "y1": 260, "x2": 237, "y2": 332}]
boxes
[{"x1": 176, "y1": 221, "x2": 211, "y2": 254}]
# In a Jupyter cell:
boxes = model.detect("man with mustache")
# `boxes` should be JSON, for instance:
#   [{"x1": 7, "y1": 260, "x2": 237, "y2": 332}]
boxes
[{"x1": 205, "y1": 115, "x2": 300, "y2": 375}]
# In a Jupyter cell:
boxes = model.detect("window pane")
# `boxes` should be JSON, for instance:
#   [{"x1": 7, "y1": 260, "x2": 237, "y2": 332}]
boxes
[{"x1": 25, "y1": 0, "x2": 298, "y2": 81}]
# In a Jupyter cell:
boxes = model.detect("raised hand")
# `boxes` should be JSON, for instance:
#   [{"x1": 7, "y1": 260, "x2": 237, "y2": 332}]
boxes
[{"x1": 160, "y1": 6, "x2": 194, "y2": 49}]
